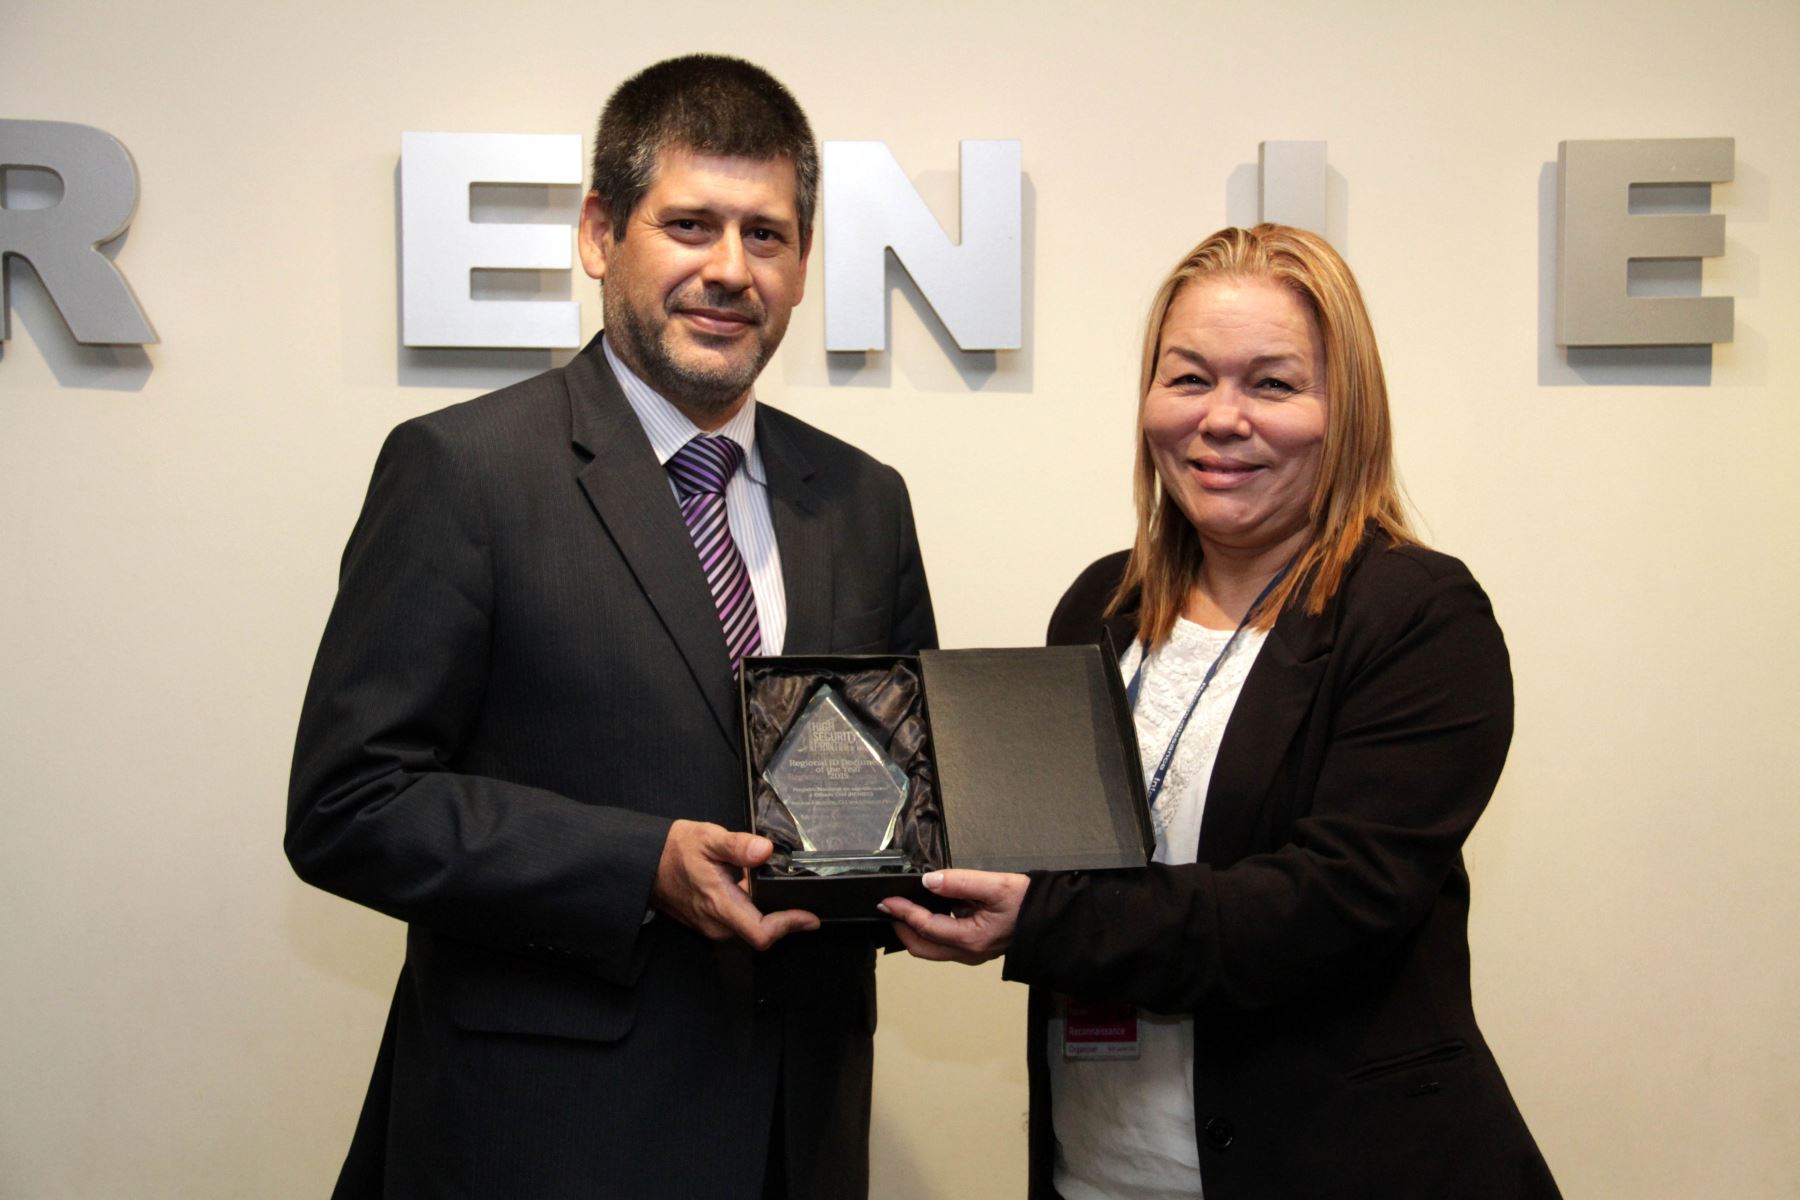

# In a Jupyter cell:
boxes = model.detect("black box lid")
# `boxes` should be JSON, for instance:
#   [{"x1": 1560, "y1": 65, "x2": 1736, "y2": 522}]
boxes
[{"x1": 920, "y1": 644, "x2": 1151, "y2": 873}]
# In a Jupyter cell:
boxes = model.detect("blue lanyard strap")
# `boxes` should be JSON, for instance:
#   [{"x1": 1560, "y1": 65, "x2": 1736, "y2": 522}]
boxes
[{"x1": 1126, "y1": 564, "x2": 1290, "y2": 812}]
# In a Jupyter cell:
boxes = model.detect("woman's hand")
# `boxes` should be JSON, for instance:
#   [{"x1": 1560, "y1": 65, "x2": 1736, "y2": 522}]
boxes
[{"x1": 879, "y1": 870, "x2": 1029, "y2": 965}]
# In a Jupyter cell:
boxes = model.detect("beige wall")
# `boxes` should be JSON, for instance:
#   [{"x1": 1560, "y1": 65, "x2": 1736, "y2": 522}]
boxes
[{"x1": 4, "y1": 1, "x2": 1798, "y2": 1195}]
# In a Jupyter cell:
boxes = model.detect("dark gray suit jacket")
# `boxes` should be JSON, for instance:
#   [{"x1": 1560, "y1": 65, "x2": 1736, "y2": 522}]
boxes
[{"x1": 287, "y1": 335, "x2": 935, "y2": 1199}]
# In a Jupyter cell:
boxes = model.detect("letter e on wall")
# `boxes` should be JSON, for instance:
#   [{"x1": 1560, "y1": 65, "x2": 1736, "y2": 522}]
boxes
[
  {"x1": 1556, "y1": 137, "x2": 1734, "y2": 347},
  {"x1": 400, "y1": 132, "x2": 582, "y2": 348}
]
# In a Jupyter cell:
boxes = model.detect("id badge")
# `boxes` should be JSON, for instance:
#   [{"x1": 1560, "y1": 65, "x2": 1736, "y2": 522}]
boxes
[{"x1": 1061, "y1": 997, "x2": 1140, "y2": 1061}]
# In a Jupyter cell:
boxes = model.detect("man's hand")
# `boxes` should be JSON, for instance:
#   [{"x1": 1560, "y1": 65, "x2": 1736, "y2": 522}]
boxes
[
  {"x1": 879, "y1": 869, "x2": 1028, "y2": 965},
  {"x1": 651, "y1": 819, "x2": 820, "y2": 950}
]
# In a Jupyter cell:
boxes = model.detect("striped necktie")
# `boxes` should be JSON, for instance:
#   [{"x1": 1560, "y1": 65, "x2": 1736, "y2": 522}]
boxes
[{"x1": 666, "y1": 435, "x2": 762, "y2": 669}]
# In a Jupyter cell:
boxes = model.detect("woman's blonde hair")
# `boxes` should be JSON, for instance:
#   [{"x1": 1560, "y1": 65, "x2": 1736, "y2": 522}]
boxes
[{"x1": 1110, "y1": 225, "x2": 1413, "y2": 642}]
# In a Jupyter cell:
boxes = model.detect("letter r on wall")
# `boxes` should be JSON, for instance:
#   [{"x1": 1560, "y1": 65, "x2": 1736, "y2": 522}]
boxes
[{"x1": 0, "y1": 120, "x2": 157, "y2": 345}]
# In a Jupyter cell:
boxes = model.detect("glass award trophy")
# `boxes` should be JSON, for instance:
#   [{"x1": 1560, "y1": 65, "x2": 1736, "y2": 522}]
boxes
[{"x1": 761, "y1": 685, "x2": 912, "y2": 875}]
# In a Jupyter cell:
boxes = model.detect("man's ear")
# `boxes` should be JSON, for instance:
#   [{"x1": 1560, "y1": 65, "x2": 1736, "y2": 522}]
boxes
[
  {"x1": 577, "y1": 191, "x2": 611, "y2": 281},
  {"x1": 793, "y1": 227, "x2": 813, "y2": 304}
]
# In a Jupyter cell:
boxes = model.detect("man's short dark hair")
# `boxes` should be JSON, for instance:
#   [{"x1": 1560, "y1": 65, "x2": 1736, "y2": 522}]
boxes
[{"x1": 591, "y1": 55, "x2": 820, "y2": 245}]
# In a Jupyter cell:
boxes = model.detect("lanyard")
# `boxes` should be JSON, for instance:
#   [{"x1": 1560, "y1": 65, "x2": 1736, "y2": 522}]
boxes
[{"x1": 1126, "y1": 565, "x2": 1289, "y2": 812}]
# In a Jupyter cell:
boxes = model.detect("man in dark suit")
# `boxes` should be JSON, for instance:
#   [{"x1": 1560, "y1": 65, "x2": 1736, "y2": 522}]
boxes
[{"x1": 287, "y1": 55, "x2": 935, "y2": 1199}]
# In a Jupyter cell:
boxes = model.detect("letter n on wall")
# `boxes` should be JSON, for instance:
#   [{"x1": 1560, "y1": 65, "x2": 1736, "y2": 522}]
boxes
[{"x1": 822, "y1": 141, "x2": 1022, "y2": 353}]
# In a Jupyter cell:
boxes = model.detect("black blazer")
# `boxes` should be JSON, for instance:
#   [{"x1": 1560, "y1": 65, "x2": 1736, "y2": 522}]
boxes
[
  {"x1": 287, "y1": 335, "x2": 935, "y2": 1199},
  {"x1": 1007, "y1": 539, "x2": 1559, "y2": 1199}
]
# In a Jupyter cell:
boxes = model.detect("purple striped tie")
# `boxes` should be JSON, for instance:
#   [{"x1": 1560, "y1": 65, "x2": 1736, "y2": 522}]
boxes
[{"x1": 666, "y1": 435, "x2": 762, "y2": 669}]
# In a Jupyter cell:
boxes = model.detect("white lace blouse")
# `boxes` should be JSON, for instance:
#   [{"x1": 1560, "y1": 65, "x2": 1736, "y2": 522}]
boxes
[{"x1": 1049, "y1": 617, "x2": 1268, "y2": 1200}]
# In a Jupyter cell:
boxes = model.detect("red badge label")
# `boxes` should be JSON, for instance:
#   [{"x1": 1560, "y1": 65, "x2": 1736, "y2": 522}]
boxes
[{"x1": 1061, "y1": 998, "x2": 1140, "y2": 1060}]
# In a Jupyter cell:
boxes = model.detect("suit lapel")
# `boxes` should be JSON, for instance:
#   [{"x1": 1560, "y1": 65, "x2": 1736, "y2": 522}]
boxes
[
  {"x1": 757, "y1": 410, "x2": 834, "y2": 655},
  {"x1": 1198, "y1": 604, "x2": 1333, "y2": 865},
  {"x1": 565, "y1": 340, "x2": 738, "y2": 747}
]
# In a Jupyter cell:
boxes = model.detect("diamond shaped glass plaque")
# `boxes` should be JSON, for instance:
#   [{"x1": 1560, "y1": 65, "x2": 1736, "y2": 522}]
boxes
[{"x1": 762, "y1": 685, "x2": 910, "y2": 874}]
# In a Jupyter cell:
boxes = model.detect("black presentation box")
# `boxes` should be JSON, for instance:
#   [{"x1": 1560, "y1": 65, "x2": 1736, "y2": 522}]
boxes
[{"x1": 739, "y1": 644, "x2": 1153, "y2": 922}]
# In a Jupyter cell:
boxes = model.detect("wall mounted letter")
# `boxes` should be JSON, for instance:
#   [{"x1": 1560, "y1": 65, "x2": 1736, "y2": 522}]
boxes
[
  {"x1": 1556, "y1": 137, "x2": 1733, "y2": 347},
  {"x1": 0, "y1": 120, "x2": 156, "y2": 345},
  {"x1": 400, "y1": 132, "x2": 582, "y2": 348},
  {"x1": 1259, "y1": 141, "x2": 1328, "y2": 234},
  {"x1": 823, "y1": 140, "x2": 1021, "y2": 352}
]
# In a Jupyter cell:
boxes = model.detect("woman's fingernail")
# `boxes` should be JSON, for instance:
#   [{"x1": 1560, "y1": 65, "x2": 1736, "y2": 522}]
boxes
[
  {"x1": 875, "y1": 900, "x2": 893, "y2": 916},
  {"x1": 922, "y1": 872, "x2": 944, "y2": 891}
]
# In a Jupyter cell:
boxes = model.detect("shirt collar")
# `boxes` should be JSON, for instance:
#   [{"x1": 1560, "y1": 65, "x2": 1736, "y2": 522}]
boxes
[{"x1": 602, "y1": 334, "x2": 764, "y2": 484}]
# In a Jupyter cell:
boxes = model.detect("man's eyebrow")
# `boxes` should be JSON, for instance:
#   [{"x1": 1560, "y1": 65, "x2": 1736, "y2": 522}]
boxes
[
  {"x1": 738, "y1": 210, "x2": 799, "y2": 232},
  {"x1": 650, "y1": 203, "x2": 797, "y2": 231},
  {"x1": 647, "y1": 203, "x2": 717, "y2": 221}
]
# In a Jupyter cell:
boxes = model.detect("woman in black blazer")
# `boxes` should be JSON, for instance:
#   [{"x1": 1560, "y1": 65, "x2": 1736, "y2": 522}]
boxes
[{"x1": 880, "y1": 226, "x2": 1560, "y2": 1199}]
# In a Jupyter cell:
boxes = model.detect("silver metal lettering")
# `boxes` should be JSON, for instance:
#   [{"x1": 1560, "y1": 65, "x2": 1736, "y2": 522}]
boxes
[
  {"x1": 1556, "y1": 137, "x2": 1734, "y2": 347},
  {"x1": 400, "y1": 132, "x2": 582, "y2": 348},
  {"x1": 0, "y1": 120, "x2": 156, "y2": 345},
  {"x1": 1259, "y1": 141, "x2": 1328, "y2": 234},
  {"x1": 823, "y1": 140, "x2": 1022, "y2": 352}
]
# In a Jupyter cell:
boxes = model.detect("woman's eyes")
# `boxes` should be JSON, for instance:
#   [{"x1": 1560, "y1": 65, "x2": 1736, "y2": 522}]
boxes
[{"x1": 1166, "y1": 374, "x2": 1297, "y2": 395}]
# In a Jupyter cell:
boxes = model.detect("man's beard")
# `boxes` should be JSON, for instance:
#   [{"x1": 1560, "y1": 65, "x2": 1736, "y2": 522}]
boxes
[{"x1": 604, "y1": 284, "x2": 779, "y2": 419}]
